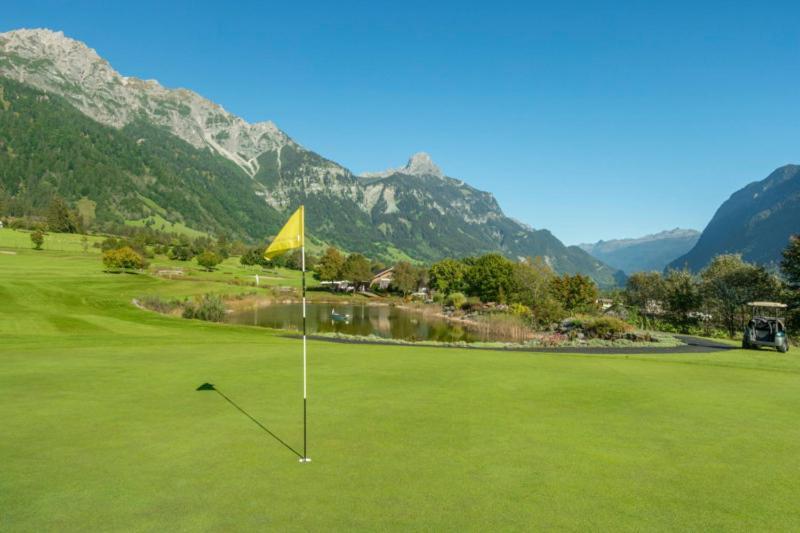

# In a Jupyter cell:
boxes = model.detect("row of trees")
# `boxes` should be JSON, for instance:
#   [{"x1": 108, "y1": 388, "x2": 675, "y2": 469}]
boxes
[
  {"x1": 429, "y1": 254, "x2": 598, "y2": 325},
  {"x1": 624, "y1": 242, "x2": 800, "y2": 336},
  {"x1": 3, "y1": 196, "x2": 85, "y2": 234}
]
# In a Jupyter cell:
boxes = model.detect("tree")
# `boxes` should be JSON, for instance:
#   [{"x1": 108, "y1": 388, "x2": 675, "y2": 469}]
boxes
[
  {"x1": 464, "y1": 253, "x2": 515, "y2": 303},
  {"x1": 510, "y1": 257, "x2": 564, "y2": 325},
  {"x1": 341, "y1": 253, "x2": 372, "y2": 287},
  {"x1": 81, "y1": 235, "x2": 89, "y2": 254},
  {"x1": 169, "y1": 244, "x2": 194, "y2": 261},
  {"x1": 196, "y1": 250, "x2": 222, "y2": 271},
  {"x1": 510, "y1": 257, "x2": 555, "y2": 307},
  {"x1": 663, "y1": 269, "x2": 702, "y2": 323},
  {"x1": 701, "y1": 254, "x2": 781, "y2": 337},
  {"x1": 215, "y1": 234, "x2": 231, "y2": 259},
  {"x1": 46, "y1": 197, "x2": 80, "y2": 233},
  {"x1": 391, "y1": 261, "x2": 418, "y2": 295},
  {"x1": 30, "y1": 230, "x2": 44, "y2": 250},
  {"x1": 315, "y1": 247, "x2": 345, "y2": 281},
  {"x1": 429, "y1": 258, "x2": 468, "y2": 295},
  {"x1": 780, "y1": 235, "x2": 800, "y2": 331},
  {"x1": 102, "y1": 246, "x2": 147, "y2": 271},
  {"x1": 624, "y1": 272, "x2": 666, "y2": 326},
  {"x1": 240, "y1": 246, "x2": 269, "y2": 268},
  {"x1": 550, "y1": 273, "x2": 598, "y2": 313}
]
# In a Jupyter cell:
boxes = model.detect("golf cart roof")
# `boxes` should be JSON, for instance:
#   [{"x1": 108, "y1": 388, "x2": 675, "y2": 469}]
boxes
[{"x1": 748, "y1": 301, "x2": 787, "y2": 309}]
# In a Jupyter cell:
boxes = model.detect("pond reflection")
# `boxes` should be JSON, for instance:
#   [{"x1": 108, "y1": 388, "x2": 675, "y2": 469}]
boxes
[{"x1": 226, "y1": 302, "x2": 487, "y2": 343}]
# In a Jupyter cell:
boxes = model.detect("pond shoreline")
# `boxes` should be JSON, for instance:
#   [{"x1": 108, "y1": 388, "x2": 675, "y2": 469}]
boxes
[{"x1": 287, "y1": 333, "x2": 735, "y2": 355}]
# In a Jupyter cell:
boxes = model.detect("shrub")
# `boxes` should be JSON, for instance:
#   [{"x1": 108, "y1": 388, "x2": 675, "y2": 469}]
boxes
[
  {"x1": 101, "y1": 236, "x2": 124, "y2": 252},
  {"x1": 446, "y1": 292, "x2": 466, "y2": 309},
  {"x1": 138, "y1": 294, "x2": 181, "y2": 314},
  {"x1": 169, "y1": 244, "x2": 194, "y2": 261},
  {"x1": 564, "y1": 315, "x2": 631, "y2": 339},
  {"x1": 196, "y1": 250, "x2": 222, "y2": 271},
  {"x1": 508, "y1": 302, "x2": 531, "y2": 317},
  {"x1": 30, "y1": 230, "x2": 44, "y2": 250},
  {"x1": 182, "y1": 294, "x2": 226, "y2": 322},
  {"x1": 102, "y1": 246, "x2": 147, "y2": 271},
  {"x1": 531, "y1": 297, "x2": 567, "y2": 328}
]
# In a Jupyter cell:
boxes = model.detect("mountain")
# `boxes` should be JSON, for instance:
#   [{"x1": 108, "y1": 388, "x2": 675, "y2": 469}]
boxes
[
  {"x1": 579, "y1": 229, "x2": 700, "y2": 274},
  {"x1": 0, "y1": 28, "x2": 621, "y2": 286},
  {"x1": 668, "y1": 165, "x2": 800, "y2": 272}
]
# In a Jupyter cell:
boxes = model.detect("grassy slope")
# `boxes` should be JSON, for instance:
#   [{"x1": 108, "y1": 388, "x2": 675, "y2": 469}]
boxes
[
  {"x1": 124, "y1": 214, "x2": 208, "y2": 240},
  {"x1": 1, "y1": 232, "x2": 799, "y2": 531}
]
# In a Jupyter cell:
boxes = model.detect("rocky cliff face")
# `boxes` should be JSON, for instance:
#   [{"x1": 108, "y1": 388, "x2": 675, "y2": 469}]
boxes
[
  {"x1": 0, "y1": 28, "x2": 293, "y2": 177},
  {"x1": 0, "y1": 28, "x2": 622, "y2": 286}
]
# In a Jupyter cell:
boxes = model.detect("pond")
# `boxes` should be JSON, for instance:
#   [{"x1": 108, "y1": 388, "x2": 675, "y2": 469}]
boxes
[{"x1": 225, "y1": 302, "x2": 491, "y2": 343}]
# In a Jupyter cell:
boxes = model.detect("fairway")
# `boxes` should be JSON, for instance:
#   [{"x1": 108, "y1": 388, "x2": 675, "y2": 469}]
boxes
[{"x1": 2, "y1": 243, "x2": 800, "y2": 531}]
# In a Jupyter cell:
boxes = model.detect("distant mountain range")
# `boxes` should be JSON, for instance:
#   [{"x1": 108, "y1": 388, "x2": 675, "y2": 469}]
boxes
[
  {"x1": 669, "y1": 164, "x2": 800, "y2": 272},
  {"x1": 0, "y1": 29, "x2": 621, "y2": 287},
  {"x1": 579, "y1": 229, "x2": 700, "y2": 274}
]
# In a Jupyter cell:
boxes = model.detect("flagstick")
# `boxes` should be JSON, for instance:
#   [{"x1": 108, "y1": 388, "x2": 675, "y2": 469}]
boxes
[{"x1": 300, "y1": 210, "x2": 311, "y2": 463}]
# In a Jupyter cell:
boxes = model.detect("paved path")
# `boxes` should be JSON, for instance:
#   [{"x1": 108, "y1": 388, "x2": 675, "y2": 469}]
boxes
[{"x1": 300, "y1": 334, "x2": 736, "y2": 355}]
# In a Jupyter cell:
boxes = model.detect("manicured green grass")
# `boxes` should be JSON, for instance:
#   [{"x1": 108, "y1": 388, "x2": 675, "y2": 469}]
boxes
[
  {"x1": 0, "y1": 227, "x2": 105, "y2": 253},
  {"x1": 1, "y1": 242, "x2": 799, "y2": 531}
]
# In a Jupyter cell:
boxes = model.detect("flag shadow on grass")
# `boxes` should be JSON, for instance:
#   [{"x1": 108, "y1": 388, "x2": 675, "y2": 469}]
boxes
[{"x1": 196, "y1": 383, "x2": 302, "y2": 459}]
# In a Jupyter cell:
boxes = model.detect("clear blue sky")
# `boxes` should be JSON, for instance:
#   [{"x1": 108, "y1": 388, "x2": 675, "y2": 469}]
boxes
[{"x1": 4, "y1": 1, "x2": 799, "y2": 244}]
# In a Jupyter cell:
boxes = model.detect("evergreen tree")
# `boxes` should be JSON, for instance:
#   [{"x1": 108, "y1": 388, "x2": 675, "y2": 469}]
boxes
[{"x1": 46, "y1": 197, "x2": 79, "y2": 233}]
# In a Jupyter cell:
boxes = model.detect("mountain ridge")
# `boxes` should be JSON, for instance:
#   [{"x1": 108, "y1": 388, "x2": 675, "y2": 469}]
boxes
[
  {"x1": 668, "y1": 165, "x2": 800, "y2": 272},
  {"x1": 0, "y1": 28, "x2": 622, "y2": 286},
  {"x1": 579, "y1": 229, "x2": 700, "y2": 274}
]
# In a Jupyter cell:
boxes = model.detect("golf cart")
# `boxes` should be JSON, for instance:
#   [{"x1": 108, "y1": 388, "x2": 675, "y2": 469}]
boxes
[{"x1": 742, "y1": 302, "x2": 790, "y2": 353}]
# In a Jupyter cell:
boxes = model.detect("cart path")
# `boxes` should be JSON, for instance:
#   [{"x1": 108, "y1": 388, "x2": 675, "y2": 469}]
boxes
[{"x1": 292, "y1": 334, "x2": 736, "y2": 355}]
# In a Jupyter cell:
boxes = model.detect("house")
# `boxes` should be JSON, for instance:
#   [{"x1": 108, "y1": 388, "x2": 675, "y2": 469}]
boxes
[
  {"x1": 370, "y1": 267, "x2": 394, "y2": 290},
  {"x1": 319, "y1": 280, "x2": 355, "y2": 293},
  {"x1": 596, "y1": 298, "x2": 614, "y2": 311}
]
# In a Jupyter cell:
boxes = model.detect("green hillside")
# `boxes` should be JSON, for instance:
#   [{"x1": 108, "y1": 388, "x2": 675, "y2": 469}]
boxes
[{"x1": 0, "y1": 77, "x2": 282, "y2": 239}]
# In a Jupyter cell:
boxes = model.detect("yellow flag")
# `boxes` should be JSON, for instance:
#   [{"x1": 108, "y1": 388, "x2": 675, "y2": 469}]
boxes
[{"x1": 264, "y1": 206, "x2": 304, "y2": 260}]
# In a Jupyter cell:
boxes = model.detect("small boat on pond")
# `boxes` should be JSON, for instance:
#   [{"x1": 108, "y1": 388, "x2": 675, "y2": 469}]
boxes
[{"x1": 330, "y1": 309, "x2": 351, "y2": 323}]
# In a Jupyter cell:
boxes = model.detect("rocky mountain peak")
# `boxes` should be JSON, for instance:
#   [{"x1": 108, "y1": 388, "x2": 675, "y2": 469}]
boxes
[
  {"x1": 404, "y1": 152, "x2": 443, "y2": 177},
  {"x1": 0, "y1": 28, "x2": 293, "y2": 177},
  {"x1": 361, "y1": 151, "x2": 444, "y2": 179}
]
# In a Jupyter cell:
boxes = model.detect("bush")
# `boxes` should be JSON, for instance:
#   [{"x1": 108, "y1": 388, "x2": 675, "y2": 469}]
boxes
[
  {"x1": 531, "y1": 297, "x2": 567, "y2": 328},
  {"x1": 30, "y1": 230, "x2": 44, "y2": 250},
  {"x1": 196, "y1": 250, "x2": 222, "y2": 271},
  {"x1": 446, "y1": 292, "x2": 466, "y2": 309},
  {"x1": 102, "y1": 246, "x2": 147, "y2": 271},
  {"x1": 563, "y1": 315, "x2": 631, "y2": 339},
  {"x1": 169, "y1": 244, "x2": 194, "y2": 261},
  {"x1": 182, "y1": 294, "x2": 226, "y2": 322},
  {"x1": 508, "y1": 303, "x2": 531, "y2": 317},
  {"x1": 138, "y1": 294, "x2": 181, "y2": 314}
]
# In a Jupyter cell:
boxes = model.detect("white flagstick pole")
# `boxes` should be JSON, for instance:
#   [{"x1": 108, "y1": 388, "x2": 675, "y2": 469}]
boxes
[{"x1": 300, "y1": 207, "x2": 310, "y2": 463}]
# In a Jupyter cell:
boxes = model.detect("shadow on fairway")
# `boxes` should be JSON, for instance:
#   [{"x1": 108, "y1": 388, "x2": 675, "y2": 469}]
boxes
[{"x1": 196, "y1": 383, "x2": 302, "y2": 459}]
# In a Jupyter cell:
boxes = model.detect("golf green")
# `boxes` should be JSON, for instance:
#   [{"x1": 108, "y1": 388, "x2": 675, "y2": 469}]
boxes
[{"x1": 1, "y1": 234, "x2": 799, "y2": 531}]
